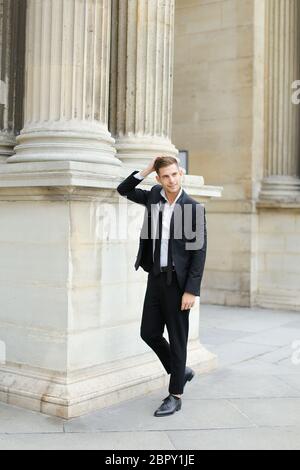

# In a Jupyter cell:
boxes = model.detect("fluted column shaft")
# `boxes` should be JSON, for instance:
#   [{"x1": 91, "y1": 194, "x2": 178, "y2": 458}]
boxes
[
  {"x1": 261, "y1": 0, "x2": 300, "y2": 199},
  {"x1": 0, "y1": 0, "x2": 25, "y2": 162},
  {"x1": 8, "y1": 0, "x2": 120, "y2": 171},
  {"x1": 109, "y1": 0, "x2": 177, "y2": 168}
]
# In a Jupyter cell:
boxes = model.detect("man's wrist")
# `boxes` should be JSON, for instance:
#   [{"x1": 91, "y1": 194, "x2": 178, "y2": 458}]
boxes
[
  {"x1": 184, "y1": 292, "x2": 196, "y2": 298},
  {"x1": 184, "y1": 289, "x2": 198, "y2": 298},
  {"x1": 134, "y1": 171, "x2": 145, "y2": 181},
  {"x1": 140, "y1": 168, "x2": 153, "y2": 178}
]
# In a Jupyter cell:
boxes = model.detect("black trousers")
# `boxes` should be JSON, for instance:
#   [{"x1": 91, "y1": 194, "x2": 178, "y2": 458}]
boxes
[{"x1": 140, "y1": 268, "x2": 190, "y2": 395}]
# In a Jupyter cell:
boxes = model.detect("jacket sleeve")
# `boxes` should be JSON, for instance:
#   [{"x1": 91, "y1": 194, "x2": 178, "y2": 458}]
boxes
[
  {"x1": 117, "y1": 171, "x2": 150, "y2": 207},
  {"x1": 184, "y1": 207, "x2": 207, "y2": 297}
]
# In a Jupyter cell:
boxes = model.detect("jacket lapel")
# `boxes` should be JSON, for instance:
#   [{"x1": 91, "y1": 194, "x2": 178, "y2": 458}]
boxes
[
  {"x1": 136, "y1": 186, "x2": 189, "y2": 270},
  {"x1": 169, "y1": 190, "x2": 187, "y2": 242},
  {"x1": 142, "y1": 185, "x2": 188, "y2": 242}
]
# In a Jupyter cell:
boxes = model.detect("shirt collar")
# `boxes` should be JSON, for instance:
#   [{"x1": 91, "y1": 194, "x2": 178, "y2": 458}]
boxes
[{"x1": 160, "y1": 187, "x2": 183, "y2": 206}]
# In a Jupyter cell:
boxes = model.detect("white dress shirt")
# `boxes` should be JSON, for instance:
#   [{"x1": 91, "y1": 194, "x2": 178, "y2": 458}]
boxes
[{"x1": 134, "y1": 171, "x2": 183, "y2": 268}]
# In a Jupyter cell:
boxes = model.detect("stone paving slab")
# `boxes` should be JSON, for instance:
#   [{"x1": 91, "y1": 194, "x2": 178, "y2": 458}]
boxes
[
  {"x1": 275, "y1": 375, "x2": 300, "y2": 393},
  {"x1": 0, "y1": 403, "x2": 63, "y2": 434},
  {"x1": 0, "y1": 304, "x2": 300, "y2": 450},
  {"x1": 167, "y1": 427, "x2": 300, "y2": 451},
  {"x1": 0, "y1": 432, "x2": 175, "y2": 451},
  {"x1": 203, "y1": 341, "x2": 278, "y2": 368},
  {"x1": 64, "y1": 396, "x2": 253, "y2": 433},
  {"x1": 228, "y1": 398, "x2": 300, "y2": 427},
  {"x1": 199, "y1": 328, "x2": 252, "y2": 345},
  {"x1": 254, "y1": 344, "x2": 296, "y2": 364},
  {"x1": 186, "y1": 370, "x2": 300, "y2": 399},
  {"x1": 230, "y1": 358, "x2": 299, "y2": 377},
  {"x1": 236, "y1": 328, "x2": 300, "y2": 347}
]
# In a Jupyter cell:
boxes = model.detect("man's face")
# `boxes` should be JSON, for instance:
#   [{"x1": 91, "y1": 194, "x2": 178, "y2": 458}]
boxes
[{"x1": 156, "y1": 163, "x2": 183, "y2": 194}]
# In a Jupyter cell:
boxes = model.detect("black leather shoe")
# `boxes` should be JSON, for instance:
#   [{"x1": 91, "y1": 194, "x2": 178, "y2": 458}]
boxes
[
  {"x1": 154, "y1": 395, "x2": 182, "y2": 417},
  {"x1": 184, "y1": 367, "x2": 195, "y2": 389}
]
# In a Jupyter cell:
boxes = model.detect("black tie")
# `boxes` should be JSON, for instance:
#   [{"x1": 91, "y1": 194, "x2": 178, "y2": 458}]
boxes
[
  {"x1": 153, "y1": 199, "x2": 165, "y2": 276},
  {"x1": 166, "y1": 214, "x2": 174, "y2": 286},
  {"x1": 153, "y1": 197, "x2": 174, "y2": 286}
]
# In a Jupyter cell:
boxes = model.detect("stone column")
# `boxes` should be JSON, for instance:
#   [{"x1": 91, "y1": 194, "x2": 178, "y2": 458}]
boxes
[
  {"x1": 109, "y1": 0, "x2": 177, "y2": 168},
  {"x1": 0, "y1": 0, "x2": 25, "y2": 162},
  {"x1": 7, "y1": 0, "x2": 120, "y2": 173},
  {"x1": 261, "y1": 0, "x2": 300, "y2": 199}
]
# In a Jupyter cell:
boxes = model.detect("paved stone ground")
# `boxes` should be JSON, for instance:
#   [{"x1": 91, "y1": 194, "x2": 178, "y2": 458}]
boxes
[{"x1": 1, "y1": 304, "x2": 300, "y2": 450}]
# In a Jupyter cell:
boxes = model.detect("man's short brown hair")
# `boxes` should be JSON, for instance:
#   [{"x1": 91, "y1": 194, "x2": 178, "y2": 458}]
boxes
[{"x1": 154, "y1": 156, "x2": 179, "y2": 175}]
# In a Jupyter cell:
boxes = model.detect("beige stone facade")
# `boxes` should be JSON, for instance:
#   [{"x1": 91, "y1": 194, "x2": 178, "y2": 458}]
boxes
[
  {"x1": 0, "y1": 0, "x2": 221, "y2": 418},
  {"x1": 0, "y1": 0, "x2": 298, "y2": 419},
  {"x1": 173, "y1": 0, "x2": 300, "y2": 311}
]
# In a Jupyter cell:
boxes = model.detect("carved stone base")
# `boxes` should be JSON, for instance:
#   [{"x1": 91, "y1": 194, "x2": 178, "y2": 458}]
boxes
[
  {"x1": 260, "y1": 176, "x2": 300, "y2": 202},
  {"x1": 0, "y1": 341, "x2": 217, "y2": 419}
]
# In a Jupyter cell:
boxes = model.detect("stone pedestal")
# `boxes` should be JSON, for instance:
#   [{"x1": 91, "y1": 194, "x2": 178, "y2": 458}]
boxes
[{"x1": 0, "y1": 164, "x2": 221, "y2": 418}]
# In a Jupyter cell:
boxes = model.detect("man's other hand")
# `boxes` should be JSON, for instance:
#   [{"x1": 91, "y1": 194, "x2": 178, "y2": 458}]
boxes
[{"x1": 181, "y1": 292, "x2": 196, "y2": 311}]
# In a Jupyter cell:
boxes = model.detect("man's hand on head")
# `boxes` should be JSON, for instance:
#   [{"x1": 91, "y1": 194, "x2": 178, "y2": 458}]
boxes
[
  {"x1": 141, "y1": 155, "x2": 183, "y2": 178},
  {"x1": 140, "y1": 156, "x2": 163, "y2": 178}
]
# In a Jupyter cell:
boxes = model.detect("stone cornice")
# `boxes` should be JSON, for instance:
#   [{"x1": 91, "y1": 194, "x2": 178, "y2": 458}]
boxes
[{"x1": 0, "y1": 161, "x2": 223, "y2": 201}]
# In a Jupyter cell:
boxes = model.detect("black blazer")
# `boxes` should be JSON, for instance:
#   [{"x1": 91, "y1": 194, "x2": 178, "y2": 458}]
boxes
[{"x1": 117, "y1": 171, "x2": 207, "y2": 297}]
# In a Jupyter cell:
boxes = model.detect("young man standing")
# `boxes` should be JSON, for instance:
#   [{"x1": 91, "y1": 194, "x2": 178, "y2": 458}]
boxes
[{"x1": 117, "y1": 156, "x2": 207, "y2": 417}]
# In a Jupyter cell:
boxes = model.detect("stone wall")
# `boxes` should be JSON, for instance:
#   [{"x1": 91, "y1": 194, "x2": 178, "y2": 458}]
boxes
[
  {"x1": 173, "y1": 0, "x2": 300, "y2": 311},
  {"x1": 173, "y1": 0, "x2": 256, "y2": 307},
  {"x1": 256, "y1": 206, "x2": 300, "y2": 311}
]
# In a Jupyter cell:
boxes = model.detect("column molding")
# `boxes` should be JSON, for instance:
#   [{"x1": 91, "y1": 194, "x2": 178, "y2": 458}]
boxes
[{"x1": 260, "y1": 0, "x2": 300, "y2": 201}]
